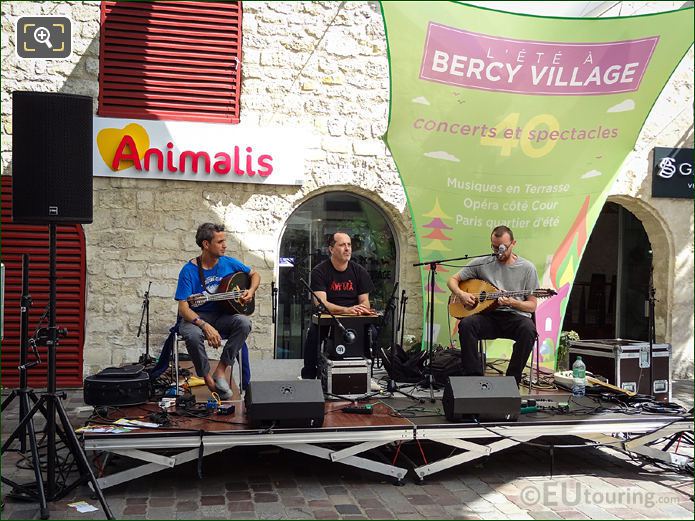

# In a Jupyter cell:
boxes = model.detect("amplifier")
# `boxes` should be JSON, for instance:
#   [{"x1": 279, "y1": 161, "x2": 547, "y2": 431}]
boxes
[
  {"x1": 319, "y1": 354, "x2": 369, "y2": 398},
  {"x1": 244, "y1": 380, "x2": 325, "y2": 428},
  {"x1": 569, "y1": 339, "x2": 671, "y2": 401},
  {"x1": 443, "y1": 376, "x2": 520, "y2": 422},
  {"x1": 84, "y1": 365, "x2": 149, "y2": 407}
]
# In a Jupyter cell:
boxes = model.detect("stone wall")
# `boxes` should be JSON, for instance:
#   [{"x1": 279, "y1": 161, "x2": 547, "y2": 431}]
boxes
[{"x1": 1, "y1": 1, "x2": 692, "y2": 378}]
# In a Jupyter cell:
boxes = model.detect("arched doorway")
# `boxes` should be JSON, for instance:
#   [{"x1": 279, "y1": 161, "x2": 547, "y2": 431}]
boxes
[
  {"x1": 275, "y1": 192, "x2": 398, "y2": 359},
  {"x1": 562, "y1": 202, "x2": 652, "y2": 340}
]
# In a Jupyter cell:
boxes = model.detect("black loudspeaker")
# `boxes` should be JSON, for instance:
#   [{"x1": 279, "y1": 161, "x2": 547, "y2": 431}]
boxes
[
  {"x1": 244, "y1": 380, "x2": 325, "y2": 428},
  {"x1": 12, "y1": 91, "x2": 93, "y2": 224},
  {"x1": 443, "y1": 376, "x2": 521, "y2": 422}
]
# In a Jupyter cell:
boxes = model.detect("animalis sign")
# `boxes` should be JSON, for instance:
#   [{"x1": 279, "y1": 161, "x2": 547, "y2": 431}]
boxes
[{"x1": 93, "y1": 117, "x2": 307, "y2": 185}]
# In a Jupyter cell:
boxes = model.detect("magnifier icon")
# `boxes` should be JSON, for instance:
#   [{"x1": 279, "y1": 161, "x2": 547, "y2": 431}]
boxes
[{"x1": 33, "y1": 26, "x2": 53, "y2": 49}]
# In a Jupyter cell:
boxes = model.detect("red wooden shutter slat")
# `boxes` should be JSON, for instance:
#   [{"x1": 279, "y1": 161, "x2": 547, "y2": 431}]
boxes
[
  {"x1": 97, "y1": 108, "x2": 233, "y2": 123},
  {"x1": 105, "y1": 29, "x2": 238, "y2": 47},
  {"x1": 1, "y1": 176, "x2": 86, "y2": 389},
  {"x1": 103, "y1": 69, "x2": 235, "y2": 83},
  {"x1": 99, "y1": 1, "x2": 242, "y2": 123}
]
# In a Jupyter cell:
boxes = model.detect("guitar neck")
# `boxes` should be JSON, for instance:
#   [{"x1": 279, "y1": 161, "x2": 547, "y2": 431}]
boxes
[
  {"x1": 199, "y1": 291, "x2": 244, "y2": 302},
  {"x1": 481, "y1": 289, "x2": 536, "y2": 301}
]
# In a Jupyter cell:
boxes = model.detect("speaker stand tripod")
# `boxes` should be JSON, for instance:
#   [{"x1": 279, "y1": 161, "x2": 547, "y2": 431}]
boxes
[
  {"x1": 1, "y1": 254, "x2": 47, "y2": 517},
  {"x1": 0, "y1": 225, "x2": 113, "y2": 519}
]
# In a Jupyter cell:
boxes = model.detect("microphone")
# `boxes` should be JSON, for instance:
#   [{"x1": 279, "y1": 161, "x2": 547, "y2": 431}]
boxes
[
  {"x1": 496, "y1": 244, "x2": 507, "y2": 260},
  {"x1": 343, "y1": 328, "x2": 357, "y2": 344}
]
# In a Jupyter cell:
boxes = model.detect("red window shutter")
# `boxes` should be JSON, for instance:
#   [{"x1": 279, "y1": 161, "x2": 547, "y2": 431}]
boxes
[
  {"x1": 1, "y1": 177, "x2": 87, "y2": 389},
  {"x1": 98, "y1": 1, "x2": 242, "y2": 124}
]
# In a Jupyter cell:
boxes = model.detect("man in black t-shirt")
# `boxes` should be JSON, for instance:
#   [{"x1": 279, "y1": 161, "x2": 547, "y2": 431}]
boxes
[{"x1": 300, "y1": 232, "x2": 376, "y2": 379}]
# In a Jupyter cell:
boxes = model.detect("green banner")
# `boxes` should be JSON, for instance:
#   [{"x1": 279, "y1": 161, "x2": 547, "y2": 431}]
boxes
[{"x1": 382, "y1": 1, "x2": 693, "y2": 366}]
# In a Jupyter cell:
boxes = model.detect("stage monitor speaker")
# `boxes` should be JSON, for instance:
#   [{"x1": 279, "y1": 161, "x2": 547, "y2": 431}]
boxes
[
  {"x1": 12, "y1": 91, "x2": 93, "y2": 224},
  {"x1": 443, "y1": 376, "x2": 521, "y2": 422},
  {"x1": 244, "y1": 380, "x2": 325, "y2": 428}
]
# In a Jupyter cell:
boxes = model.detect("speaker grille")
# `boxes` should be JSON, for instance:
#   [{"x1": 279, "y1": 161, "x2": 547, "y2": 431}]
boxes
[{"x1": 12, "y1": 91, "x2": 93, "y2": 224}]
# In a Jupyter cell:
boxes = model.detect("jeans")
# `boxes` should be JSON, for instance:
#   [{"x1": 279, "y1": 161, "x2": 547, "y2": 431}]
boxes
[{"x1": 178, "y1": 311, "x2": 252, "y2": 379}]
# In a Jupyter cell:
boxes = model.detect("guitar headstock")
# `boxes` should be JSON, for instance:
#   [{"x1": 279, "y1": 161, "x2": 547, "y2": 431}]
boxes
[
  {"x1": 187, "y1": 293, "x2": 208, "y2": 308},
  {"x1": 534, "y1": 288, "x2": 558, "y2": 299}
]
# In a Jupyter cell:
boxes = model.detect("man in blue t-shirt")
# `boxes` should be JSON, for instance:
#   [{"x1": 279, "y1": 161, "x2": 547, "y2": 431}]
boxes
[
  {"x1": 446, "y1": 226, "x2": 538, "y2": 385},
  {"x1": 175, "y1": 223, "x2": 260, "y2": 399}
]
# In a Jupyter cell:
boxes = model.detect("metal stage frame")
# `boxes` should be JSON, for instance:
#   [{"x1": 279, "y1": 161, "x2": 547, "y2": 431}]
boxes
[
  {"x1": 82, "y1": 402, "x2": 692, "y2": 489},
  {"x1": 412, "y1": 414, "x2": 692, "y2": 480},
  {"x1": 84, "y1": 425, "x2": 413, "y2": 489}
]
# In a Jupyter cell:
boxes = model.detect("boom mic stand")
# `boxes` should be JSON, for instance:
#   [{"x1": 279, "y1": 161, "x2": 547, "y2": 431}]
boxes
[
  {"x1": 0, "y1": 225, "x2": 113, "y2": 519},
  {"x1": 298, "y1": 277, "x2": 356, "y2": 351},
  {"x1": 137, "y1": 281, "x2": 155, "y2": 365},
  {"x1": 412, "y1": 253, "x2": 495, "y2": 403}
]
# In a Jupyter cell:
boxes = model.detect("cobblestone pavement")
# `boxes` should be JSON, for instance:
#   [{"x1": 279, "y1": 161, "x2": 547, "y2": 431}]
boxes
[{"x1": 1, "y1": 383, "x2": 692, "y2": 520}]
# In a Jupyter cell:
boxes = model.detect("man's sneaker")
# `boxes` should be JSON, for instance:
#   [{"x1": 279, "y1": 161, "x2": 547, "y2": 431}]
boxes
[
  {"x1": 214, "y1": 376, "x2": 231, "y2": 395},
  {"x1": 217, "y1": 389, "x2": 233, "y2": 401}
]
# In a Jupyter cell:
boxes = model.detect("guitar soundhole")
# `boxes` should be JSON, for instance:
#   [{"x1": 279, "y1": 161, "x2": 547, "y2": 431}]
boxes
[{"x1": 479, "y1": 291, "x2": 487, "y2": 302}]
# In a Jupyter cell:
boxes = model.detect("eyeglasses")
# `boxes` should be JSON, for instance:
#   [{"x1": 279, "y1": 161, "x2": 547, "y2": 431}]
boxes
[{"x1": 491, "y1": 243, "x2": 512, "y2": 253}]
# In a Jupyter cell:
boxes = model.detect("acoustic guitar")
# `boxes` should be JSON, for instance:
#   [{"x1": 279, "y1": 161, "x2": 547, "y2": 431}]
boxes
[
  {"x1": 448, "y1": 279, "x2": 556, "y2": 319},
  {"x1": 187, "y1": 271, "x2": 255, "y2": 315}
]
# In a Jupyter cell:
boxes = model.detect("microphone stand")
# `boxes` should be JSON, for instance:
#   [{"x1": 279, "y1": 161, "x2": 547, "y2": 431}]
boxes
[
  {"x1": 399, "y1": 289, "x2": 407, "y2": 351},
  {"x1": 298, "y1": 277, "x2": 359, "y2": 391},
  {"x1": 373, "y1": 282, "x2": 400, "y2": 371},
  {"x1": 298, "y1": 278, "x2": 354, "y2": 343},
  {"x1": 647, "y1": 264, "x2": 657, "y2": 397},
  {"x1": 137, "y1": 281, "x2": 155, "y2": 365},
  {"x1": 271, "y1": 281, "x2": 278, "y2": 357},
  {"x1": 413, "y1": 253, "x2": 496, "y2": 403},
  {"x1": 382, "y1": 287, "x2": 423, "y2": 401}
]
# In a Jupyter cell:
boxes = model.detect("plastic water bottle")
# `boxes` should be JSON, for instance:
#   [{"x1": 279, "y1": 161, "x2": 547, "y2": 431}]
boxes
[{"x1": 572, "y1": 356, "x2": 586, "y2": 396}]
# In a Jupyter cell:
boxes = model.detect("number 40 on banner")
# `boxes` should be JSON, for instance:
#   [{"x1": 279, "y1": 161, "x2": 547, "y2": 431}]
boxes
[{"x1": 481, "y1": 113, "x2": 559, "y2": 158}]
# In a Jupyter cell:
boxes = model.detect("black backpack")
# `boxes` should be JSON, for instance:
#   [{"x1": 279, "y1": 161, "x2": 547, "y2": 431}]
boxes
[
  {"x1": 381, "y1": 344, "x2": 427, "y2": 383},
  {"x1": 428, "y1": 348, "x2": 464, "y2": 386}
]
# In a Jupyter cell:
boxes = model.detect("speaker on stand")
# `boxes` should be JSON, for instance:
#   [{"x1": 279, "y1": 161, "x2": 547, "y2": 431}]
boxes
[
  {"x1": 2, "y1": 91, "x2": 112, "y2": 519},
  {"x1": 12, "y1": 91, "x2": 93, "y2": 224}
]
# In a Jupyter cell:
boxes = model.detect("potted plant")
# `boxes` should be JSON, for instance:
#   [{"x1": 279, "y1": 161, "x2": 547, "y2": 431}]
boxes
[{"x1": 556, "y1": 330, "x2": 580, "y2": 371}]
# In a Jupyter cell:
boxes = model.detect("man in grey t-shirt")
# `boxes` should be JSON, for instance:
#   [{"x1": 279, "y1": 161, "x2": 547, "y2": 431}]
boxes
[{"x1": 446, "y1": 226, "x2": 538, "y2": 385}]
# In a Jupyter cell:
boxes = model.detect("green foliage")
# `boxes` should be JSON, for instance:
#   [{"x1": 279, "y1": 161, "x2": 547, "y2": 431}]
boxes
[{"x1": 556, "y1": 330, "x2": 580, "y2": 370}]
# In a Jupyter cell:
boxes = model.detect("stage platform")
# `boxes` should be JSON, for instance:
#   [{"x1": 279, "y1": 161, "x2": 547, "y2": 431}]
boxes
[{"x1": 81, "y1": 360, "x2": 693, "y2": 490}]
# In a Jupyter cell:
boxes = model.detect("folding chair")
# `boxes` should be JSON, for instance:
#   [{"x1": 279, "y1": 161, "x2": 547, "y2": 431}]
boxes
[
  {"x1": 477, "y1": 312, "x2": 539, "y2": 393},
  {"x1": 173, "y1": 337, "x2": 250, "y2": 396}
]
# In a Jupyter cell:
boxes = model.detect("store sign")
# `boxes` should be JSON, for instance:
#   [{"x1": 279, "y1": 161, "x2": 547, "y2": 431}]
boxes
[
  {"x1": 651, "y1": 147, "x2": 694, "y2": 199},
  {"x1": 93, "y1": 117, "x2": 306, "y2": 185}
]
